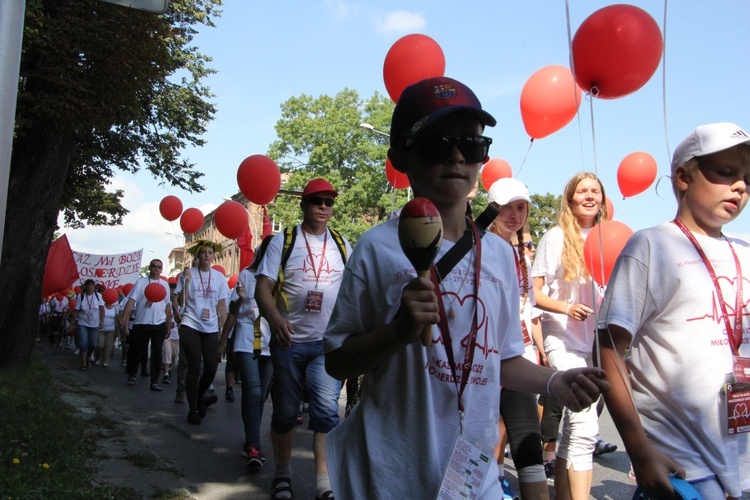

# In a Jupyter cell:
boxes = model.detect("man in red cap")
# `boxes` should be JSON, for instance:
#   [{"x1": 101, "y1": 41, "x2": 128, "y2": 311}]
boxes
[{"x1": 256, "y1": 177, "x2": 351, "y2": 500}]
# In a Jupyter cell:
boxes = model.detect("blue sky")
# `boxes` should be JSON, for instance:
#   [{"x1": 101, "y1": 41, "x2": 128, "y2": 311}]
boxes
[{"x1": 63, "y1": 0, "x2": 750, "y2": 265}]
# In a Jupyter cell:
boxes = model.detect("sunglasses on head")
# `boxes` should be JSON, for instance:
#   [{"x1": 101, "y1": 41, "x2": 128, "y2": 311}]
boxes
[
  {"x1": 304, "y1": 196, "x2": 335, "y2": 207},
  {"x1": 407, "y1": 135, "x2": 492, "y2": 164},
  {"x1": 524, "y1": 241, "x2": 534, "y2": 250}
]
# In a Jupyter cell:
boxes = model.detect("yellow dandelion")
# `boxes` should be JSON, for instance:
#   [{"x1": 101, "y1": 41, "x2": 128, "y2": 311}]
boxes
[
  {"x1": 42, "y1": 463, "x2": 50, "y2": 469},
  {"x1": 12, "y1": 458, "x2": 20, "y2": 464}
]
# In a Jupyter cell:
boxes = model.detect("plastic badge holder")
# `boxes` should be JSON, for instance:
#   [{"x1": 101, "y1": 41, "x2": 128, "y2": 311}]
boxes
[{"x1": 632, "y1": 476, "x2": 702, "y2": 500}]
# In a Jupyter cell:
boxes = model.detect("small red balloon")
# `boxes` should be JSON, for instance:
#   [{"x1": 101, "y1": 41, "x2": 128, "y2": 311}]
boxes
[
  {"x1": 95, "y1": 269, "x2": 105, "y2": 278},
  {"x1": 159, "y1": 195, "x2": 183, "y2": 221},
  {"x1": 617, "y1": 152, "x2": 658, "y2": 198},
  {"x1": 386, "y1": 158, "x2": 410, "y2": 189},
  {"x1": 212, "y1": 264, "x2": 226, "y2": 276},
  {"x1": 167, "y1": 276, "x2": 178, "y2": 285},
  {"x1": 571, "y1": 4, "x2": 663, "y2": 99},
  {"x1": 520, "y1": 65, "x2": 582, "y2": 139},
  {"x1": 55, "y1": 293, "x2": 64, "y2": 302},
  {"x1": 481, "y1": 159, "x2": 512, "y2": 191},
  {"x1": 102, "y1": 288, "x2": 119, "y2": 305},
  {"x1": 604, "y1": 197, "x2": 615, "y2": 220},
  {"x1": 122, "y1": 283, "x2": 135, "y2": 296},
  {"x1": 383, "y1": 34, "x2": 446, "y2": 103},
  {"x1": 228, "y1": 274, "x2": 239, "y2": 289},
  {"x1": 180, "y1": 208, "x2": 204, "y2": 234},
  {"x1": 237, "y1": 155, "x2": 281, "y2": 206},
  {"x1": 74, "y1": 286, "x2": 82, "y2": 294},
  {"x1": 67, "y1": 298, "x2": 77, "y2": 309},
  {"x1": 583, "y1": 221, "x2": 634, "y2": 285},
  {"x1": 215, "y1": 201, "x2": 249, "y2": 240},
  {"x1": 144, "y1": 282, "x2": 167, "y2": 303}
]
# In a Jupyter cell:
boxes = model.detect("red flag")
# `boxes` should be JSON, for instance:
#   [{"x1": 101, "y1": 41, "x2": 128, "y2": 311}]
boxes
[
  {"x1": 237, "y1": 226, "x2": 253, "y2": 252},
  {"x1": 262, "y1": 206, "x2": 273, "y2": 239},
  {"x1": 239, "y1": 248, "x2": 254, "y2": 270},
  {"x1": 42, "y1": 235, "x2": 80, "y2": 297}
]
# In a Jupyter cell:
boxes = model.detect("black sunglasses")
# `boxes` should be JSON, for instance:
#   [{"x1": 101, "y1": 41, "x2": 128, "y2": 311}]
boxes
[
  {"x1": 524, "y1": 241, "x2": 534, "y2": 250},
  {"x1": 304, "y1": 196, "x2": 335, "y2": 207},
  {"x1": 407, "y1": 135, "x2": 492, "y2": 164}
]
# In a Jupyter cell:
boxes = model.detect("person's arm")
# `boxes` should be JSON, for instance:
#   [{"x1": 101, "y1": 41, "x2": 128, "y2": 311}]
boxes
[
  {"x1": 325, "y1": 276, "x2": 439, "y2": 381},
  {"x1": 118, "y1": 298, "x2": 135, "y2": 335},
  {"x1": 255, "y1": 275, "x2": 296, "y2": 349},
  {"x1": 501, "y1": 355, "x2": 610, "y2": 413},
  {"x1": 599, "y1": 324, "x2": 684, "y2": 498},
  {"x1": 532, "y1": 276, "x2": 592, "y2": 321},
  {"x1": 216, "y1": 298, "x2": 227, "y2": 334},
  {"x1": 98, "y1": 305, "x2": 105, "y2": 330},
  {"x1": 164, "y1": 301, "x2": 173, "y2": 338},
  {"x1": 217, "y1": 313, "x2": 236, "y2": 360}
]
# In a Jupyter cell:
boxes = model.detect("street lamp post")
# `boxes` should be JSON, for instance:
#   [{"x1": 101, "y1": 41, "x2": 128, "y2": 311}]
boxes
[{"x1": 359, "y1": 123, "x2": 389, "y2": 138}]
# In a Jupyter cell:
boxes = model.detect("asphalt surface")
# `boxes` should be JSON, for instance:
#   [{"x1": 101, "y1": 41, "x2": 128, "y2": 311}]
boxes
[{"x1": 35, "y1": 341, "x2": 703, "y2": 499}]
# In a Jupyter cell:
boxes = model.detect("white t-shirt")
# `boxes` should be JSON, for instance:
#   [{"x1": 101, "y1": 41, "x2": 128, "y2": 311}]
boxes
[
  {"x1": 75, "y1": 292, "x2": 104, "y2": 327},
  {"x1": 323, "y1": 218, "x2": 524, "y2": 499},
  {"x1": 175, "y1": 268, "x2": 229, "y2": 334},
  {"x1": 257, "y1": 225, "x2": 352, "y2": 343},
  {"x1": 598, "y1": 222, "x2": 750, "y2": 497},
  {"x1": 532, "y1": 225, "x2": 602, "y2": 353},
  {"x1": 51, "y1": 296, "x2": 68, "y2": 314},
  {"x1": 515, "y1": 249, "x2": 539, "y2": 364},
  {"x1": 127, "y1": 277, "x2": 171, "y2": 326},
  {"x1": 231, "y1": 268, "x2": 271, "y2": 356},
  {"x1": 101, "y1": 304, "x2": 119, "y2": 331}
]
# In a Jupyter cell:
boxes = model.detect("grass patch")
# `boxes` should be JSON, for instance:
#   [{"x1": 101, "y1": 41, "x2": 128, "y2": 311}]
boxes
[{"x1": 0, "y1": 357, "x2": 133, "y2": 499}]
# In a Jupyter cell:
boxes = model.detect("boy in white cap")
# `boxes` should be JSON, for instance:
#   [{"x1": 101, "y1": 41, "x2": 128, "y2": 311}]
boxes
[
  {"x1": 323, "y1": 76, "x2": 609, "y2": 498},
  {"x1": 598, "y1": 122, "x2": 750, "y2": 499}
]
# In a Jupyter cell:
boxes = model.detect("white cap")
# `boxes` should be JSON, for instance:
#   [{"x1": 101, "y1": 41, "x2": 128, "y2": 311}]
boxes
[
  {"x1": 487, "y1": 178, "x2": 531, "y2": 206},
  {"x1": 671, "y1": 122, "x2": 750, "y2": 173}
]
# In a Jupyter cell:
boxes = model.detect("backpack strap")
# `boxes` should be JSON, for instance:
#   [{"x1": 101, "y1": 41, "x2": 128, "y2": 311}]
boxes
[
  {"x1": 275, "y1": 227, "x2": 297, "y2": 311},
  {"x1": 327, "y1": 227, "x2": 348, "y2": 264},
  {"x1": 434, "y1": 204, "x2": 499, "y2": 279}
]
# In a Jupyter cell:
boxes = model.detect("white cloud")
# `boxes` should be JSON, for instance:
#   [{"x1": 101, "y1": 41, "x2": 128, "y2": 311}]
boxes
[
  {"x1": 376, "y1": 11, "x2": 426, "y2": 35},
  {"x1": 324, "y1": 0, "x2": 353, "y2": 19}
]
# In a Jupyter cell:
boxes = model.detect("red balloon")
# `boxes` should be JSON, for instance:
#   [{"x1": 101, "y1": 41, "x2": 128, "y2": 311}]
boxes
[
  {"x1": 385, "y1": 158, "x2": 410, "y2": 189},
  {"x1": 480, "y1": 159, "x2": 512, "y2": 191},
  {"x1": 67, "y1": 298, "x2": 77, "y2": 309},
  {"x1": 74, "y1": 286, "x2": 82, "y2": 294},
  {"x1": 95, "y1": 268, "x2": 105, "y2": 278},
  {"x1": 212, "y1": 264, "x2": 226, "y2": 276},
  {"x1": 102, "y1": 288, "x2": 118, "y2": 305},
  {"x1": 571, "y1": 5, "x2": 663, "y2": 99},
  {"x1": 228, "y1": 274, "x2": 239, "y2": 289},
  {"x1": 604, "y1": 197, "x2": 615, "y2": 220},
  {"x1": 55, "y1": 293, "x2": 64, "y2": 302},
  {"x1": 215, "y1": 201, "x2": 249, "y2": 239},
  {"x1": 167, "y1": 276, "x2": 178, "y2": 285},
  {"x1": 520, "y1": 65, "x2": 582, "y2": 139},
  {"x1": 180, "y1": 208, "x2": 204, "y2": 234},
  {"x1": 144, "y1": 282, "x2": 167, "y2": 303},
  {"x1": 617, "y1": 152, "x2": 658, "y2": 198},
  {"x1": 159, "y1": 195, "x2": 183, "y2": 221},
  {"x1": 583, "y1": 221, "x2": 634, "y2": 285},
  {"x1": 237, "y1": 155, "x2": 281, "y2": 205},
  {"x1": 122, "y1": 283, "x2": 134, "y2": 296},
  {"x1": 159, "y1": 275, "x2": 167, "y2": 282},
  {"x1": 383, "y1": 34, "x2": 446, "y2": 103}
]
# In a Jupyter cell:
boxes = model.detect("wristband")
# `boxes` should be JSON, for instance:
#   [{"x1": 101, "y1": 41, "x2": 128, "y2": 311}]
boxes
[{"x1": 546, "y1": 370, "x2": 561, "y2": 395}]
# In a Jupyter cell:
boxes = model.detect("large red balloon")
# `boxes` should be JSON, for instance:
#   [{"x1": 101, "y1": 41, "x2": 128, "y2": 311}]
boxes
[
  {"x1": 480, "y1": 159, "x2": 512, "y2": 191},
  {"x1": 215, "y1": 201, "x2": 249, "y2": 239},
  {"x1": 102, "y1": 288, "x2": 119, "y2": 305},
  {"x1": 237, "y1": 155, "x2": 281, "y2": 206},
  {"x1": 617, "y1": 151, "x2": 658, "y2": 198},
  {"x1": 571, "y1": 5, "x2": 663, "y2": 99},
  {"x1": 520, "y1": 65, "x2": 582, "y2": 139},
  {"x1": 144, "y1": 282, "x2": 167, "y2": 303},
  {"x1": 212, "y1": 264, "x2": 226, "y2": 276},
  {"x1": 584, "y1": 221, "x2": 634, "y2": 286},
  {"x1": 122, "y1": 283, "x2": 134, "y2": 296},
  {"x1": 159, "y1": 195, "x2": 183, "y2": 221},
  {"x1": 180, "y1": 208, "x2": 204, "y2": 234},
  {"x1": 385, "y1": 158, "x2": 410, "y2": 189},
  {"x1": 383, "y1": 34, "x2": 446, "y2": 103}
]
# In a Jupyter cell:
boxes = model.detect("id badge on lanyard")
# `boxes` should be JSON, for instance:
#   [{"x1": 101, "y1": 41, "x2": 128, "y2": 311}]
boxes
[
  {"x1": 726, "y1": 383, "x2": 750, "y2": 435},
  {"x1": 437, "y1": 435, "x2": 492, "y2": 500}
]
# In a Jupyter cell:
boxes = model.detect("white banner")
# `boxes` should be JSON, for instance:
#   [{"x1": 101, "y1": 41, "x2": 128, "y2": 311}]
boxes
[{"x1": 72, "y1": 248, "x2": 143, "y2": 289}]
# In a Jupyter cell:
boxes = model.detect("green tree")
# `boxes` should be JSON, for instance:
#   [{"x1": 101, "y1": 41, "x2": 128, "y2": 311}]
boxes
[
  {"x1": 0, "y1": 0, "x2": 221, "y2": 368},
  {"x1": 529, "y1": 193, "x2": 561, "y2": 243},
  {"x1": 267, "y1": 89, "x2": 403, "y2": 244}
]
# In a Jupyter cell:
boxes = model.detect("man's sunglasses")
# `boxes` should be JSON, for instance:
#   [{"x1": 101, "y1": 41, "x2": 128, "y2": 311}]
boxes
[
  {"x1": 407, "y1": 135, "x2": 492, "y2": 164},
  {"x1": 304, "y1": 196, "x2": 335, "y2": 207}
]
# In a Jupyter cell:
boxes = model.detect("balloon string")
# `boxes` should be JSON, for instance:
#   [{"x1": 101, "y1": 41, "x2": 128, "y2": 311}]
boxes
[
  {"x1": 660, "y1": 0, "x2": 671, "y2": 179},
  {"x1": 564, "y1": 0, "x2": 588, "y2": 171},
  {"x1": 514, "y1": 139, "x2": 534, "y2": 178}
]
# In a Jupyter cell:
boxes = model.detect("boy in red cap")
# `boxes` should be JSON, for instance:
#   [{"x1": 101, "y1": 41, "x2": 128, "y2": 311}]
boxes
[
  {"x1": 598, "y1": 123, "x2": 750, "y2": 499},
  {"x1": 323, "y1": 76, "x2": 609, "y2": 498}
]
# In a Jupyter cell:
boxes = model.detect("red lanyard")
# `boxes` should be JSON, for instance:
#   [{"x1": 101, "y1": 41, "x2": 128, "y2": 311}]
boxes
[
  {"x1": 302, "y1": 229, "x2": 328, "y2": 288},
  {"x1": 86, "y1": 293, "x2": 95, "y2": 310},
  {"x1": 197, "y1": 269, "x2": 211, "y2": 295},
  {"x1": 429, "y1": 218, "x2": 482, "y2": 432},
  {"x1": 673, "y1": 218, "x2": 744, "y2": 354}
]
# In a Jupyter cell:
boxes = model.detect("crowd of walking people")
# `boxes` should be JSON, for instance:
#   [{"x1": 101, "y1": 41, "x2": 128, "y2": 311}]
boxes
[{"x1": 37, "y1": 77, "x2": 750, "y2": 499}]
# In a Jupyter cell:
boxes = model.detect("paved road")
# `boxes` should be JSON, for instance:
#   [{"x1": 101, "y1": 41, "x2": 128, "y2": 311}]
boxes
[{"x1": 37, "y1": 341, "x2": 739, "y2": 499}]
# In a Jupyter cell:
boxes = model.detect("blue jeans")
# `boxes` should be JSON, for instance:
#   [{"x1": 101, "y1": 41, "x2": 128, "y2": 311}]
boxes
[
  {"x1": 270, "y1": 340, "x2": 343, "y2": 434},
  {"x1": 235, "y1": 351, "x2": 273, "y2": 447},
  {"x1": 76, "y1": 325, "x2": 98, "y2": 352}
]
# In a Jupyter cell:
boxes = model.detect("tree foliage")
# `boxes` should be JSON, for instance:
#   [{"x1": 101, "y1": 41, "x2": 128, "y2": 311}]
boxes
[
  {"x1": 267, "y1": 89, "x2": 405, "y2": 244},
  {"x1": 0, "y1": 0, "x2": 221, "y2": 369},
  {"x1": 529, "y1": 192, "x2": 561, "y2": 242}
]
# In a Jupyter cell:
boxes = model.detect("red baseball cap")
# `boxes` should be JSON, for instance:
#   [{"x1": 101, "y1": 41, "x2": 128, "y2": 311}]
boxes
[
  {"x1": 302, "y1": 178, "x2": 338, "y2": 198},
  {"x1": 390, "y1": 76, "x2": 497, "y2": 148}
]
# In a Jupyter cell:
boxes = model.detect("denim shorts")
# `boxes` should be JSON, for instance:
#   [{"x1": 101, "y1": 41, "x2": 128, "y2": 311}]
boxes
[
  {"x1": 270, "y1": 339, "x2": 343, "y2": 434},
  {"x1": 76, "y1": 325, "x2": 98, "y2": 352}
]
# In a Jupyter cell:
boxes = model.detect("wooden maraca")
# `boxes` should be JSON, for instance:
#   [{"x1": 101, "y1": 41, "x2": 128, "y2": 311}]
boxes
[{"x1": 398, "y1": 197, "x2": 443, "y2": 346}]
